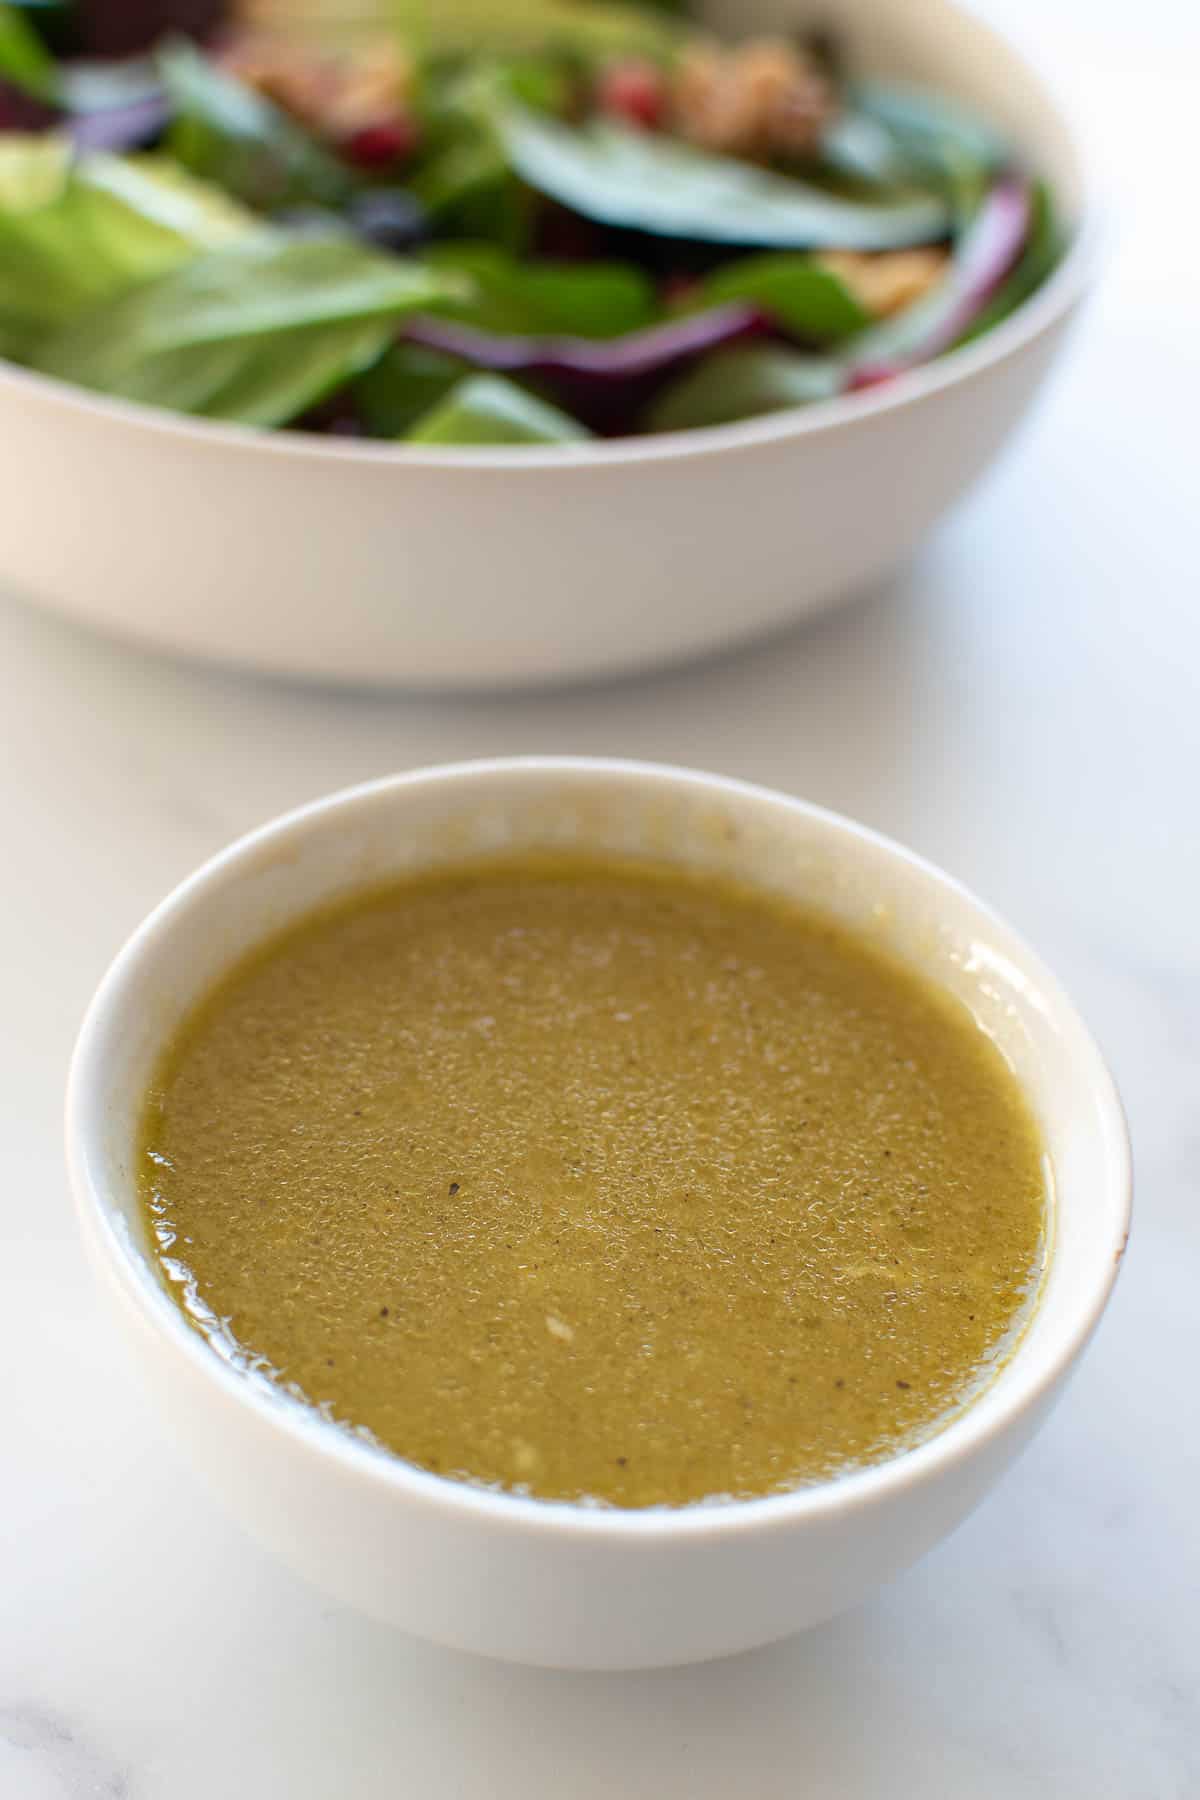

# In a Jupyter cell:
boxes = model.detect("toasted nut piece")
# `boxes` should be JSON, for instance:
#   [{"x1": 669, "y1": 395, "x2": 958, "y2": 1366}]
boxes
[
  {"x1": 818, "y1": 247, "x2": 950, "y2": 318},
  {"x1": 221, "y1": 31, "x2": 412, "y2": 142},
  {"x1": 672, "y1": 37, "x2": 836, "y2": 161}
]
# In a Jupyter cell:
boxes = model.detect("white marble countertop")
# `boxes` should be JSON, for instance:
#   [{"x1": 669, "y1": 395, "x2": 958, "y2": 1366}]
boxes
[{"x1": 2, "y1": 6, "x2": 1198, "y2": 1795}]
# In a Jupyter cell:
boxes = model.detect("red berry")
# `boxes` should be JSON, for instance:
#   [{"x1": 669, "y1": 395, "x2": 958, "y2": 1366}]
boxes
[
  {"x1": 342, "y1": 114, "x2": 419, "y2": 170},
  {"x1": 597, "y1": 60, "x2": 666, "y2": 130}
]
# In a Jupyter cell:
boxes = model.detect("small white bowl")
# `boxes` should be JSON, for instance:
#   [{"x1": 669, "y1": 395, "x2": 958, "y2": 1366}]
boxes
[
  {"x1": 67, "y1": 758, "x2": 1130, "y2": 1669},
  {"x1": 2, "y1": 0, "x2": 1093, "y2": 690}
]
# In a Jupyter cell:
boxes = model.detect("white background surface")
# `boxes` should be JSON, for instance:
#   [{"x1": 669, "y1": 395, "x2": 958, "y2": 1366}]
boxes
[{"x1": 2, "y1": 3, "x2": 1198, "y2": 1793}]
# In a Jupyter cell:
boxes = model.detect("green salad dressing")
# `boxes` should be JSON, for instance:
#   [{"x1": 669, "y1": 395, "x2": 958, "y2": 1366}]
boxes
[{"x1": 140, "y1": 857, "x2": 1047, "y2": 1507}]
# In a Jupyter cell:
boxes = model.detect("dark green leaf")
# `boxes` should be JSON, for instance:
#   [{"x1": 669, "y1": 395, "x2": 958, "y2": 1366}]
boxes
[
  {"x1": 409, "y1": 63, "x2": 545, "y2": 246},
  {"x1": 498, "y1": 109, "x2": 952, "y2": 251},
  {"x1": 697, "y1": 253, "x2": 868, "y2": 343},
  {"x1": 159, "y1": 39, "x2": 352, "y2": 213},
  {"x1": 411, "y1": 134, "x2": 509, "y2": 215},
  {"x1": 353, "y1": 340, "x2": 467, "y2": 436},
  {"x1": 406, "y1": 372, "x2": 589, "y2": 443},
  {"x1": 31, "y1": 235, "x2": 462, "y2": 423},
  {"x1": 424, "y1": 240, "x2": 655, "y2": 337},
  {"x1": 646, "y1": 345, "x2": 840, "y2": 433},
  {"x1": 0, "y1": 1, "x2": 57, "y2": 101}
]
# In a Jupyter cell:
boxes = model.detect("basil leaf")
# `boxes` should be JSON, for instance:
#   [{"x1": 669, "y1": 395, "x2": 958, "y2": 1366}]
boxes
[
  {"x1": 39, "y1": 315, "x2": 391, "y2": 425},
  {"x1": 646, "y1": 345, "x2": 840, "y2": 433},
  {"x1": 0, "y1": 2, "x2": 57, "y2": 102},
  {"x1": 194, "y1": 318, "x2": 394, "y2": 425},
  {"x1": 54, "y1": 234, "x2": 454, "y2": 352},
  {"x1": 697, "y1": 253, "x2": 868, "y2": 343},
  {"x1": 159, "y1": 39, "x2": 351, "y2": 212},
  {"x1": 77, "y1": 153, "x2": 261, "y2": 253},
  {"x1": 31, "y1": 236, "x2": 462, "y2": 424},
  {"x1": 406, "y1": 372, "x2": 590, "y2": 443},
  {"x1": 424, "y1": 241, "x2": 655, "y2": 337},
  {"x1": 0, "y1": 140, "x2": 257, "y2": 357},
  {"x1": 498, "y1": 109, "x2": 952, "y2": 251}
]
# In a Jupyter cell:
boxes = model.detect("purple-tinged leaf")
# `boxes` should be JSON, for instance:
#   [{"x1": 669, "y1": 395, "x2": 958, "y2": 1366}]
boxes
[
  {"x1": 403, "y1": 300, "x2": 768, "y2": 432},
  {"x1": 69, "y1": 91, "x2": 171, "y2": 152},
  {"x1": 847, "y1": 176, "x2": 1032, "y2": 389}
]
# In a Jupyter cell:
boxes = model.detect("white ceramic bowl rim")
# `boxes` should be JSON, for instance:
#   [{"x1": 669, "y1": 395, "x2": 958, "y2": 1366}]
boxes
[
  {"x1": 67, "y1": 757, "x2": 1131, "y2": 1546},
  {"x1": 0, "y1": 4, "x2": 1098, "y2": 474}
]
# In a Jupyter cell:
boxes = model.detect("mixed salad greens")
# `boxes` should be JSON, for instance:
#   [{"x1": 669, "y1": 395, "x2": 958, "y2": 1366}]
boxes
[{"x1": 0, "y1": 0, "x2": 1064, "y2": 443}]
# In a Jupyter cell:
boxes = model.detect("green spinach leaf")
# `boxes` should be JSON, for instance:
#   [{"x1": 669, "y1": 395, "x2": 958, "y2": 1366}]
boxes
[
  {"x1": 406, "y1": 372, "x2": 589, "y2": 443},
  {"x1": 353, "y1": 341, "x2": 467, "y2": 436},
  {"x1": 647, "y1": 345, "x2": 840, "y2": 433},
  {"x1": 0, "y1": 141, "x2": 258, "y2": 357},
  {"x1": 411, "y1": 135, "x2": 505, "y2": 216},
  {"x1": 424, "y1": 241, "x2": 655, "y2": 337},
  {"x1": 31, "y1": 235, "x2": 462, "y2": 424},
  {"x1": 498, "y1": 109, "x2": 952, "y2": 251},
  {"x1": 39, "y1": 316, "x2": 390, "y2": 424},
  {"x1": 159, "y1": 39, "x2": 352, "y2": 212},
  {"x1": 0, "y1": 2, "x2": 57, "y2": 102},
  {"x1": 696, "y1": 253, "x2": 867, "y2": 343}
]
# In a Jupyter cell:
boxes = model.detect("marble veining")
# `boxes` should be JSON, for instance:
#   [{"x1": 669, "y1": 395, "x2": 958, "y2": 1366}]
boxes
[{"x1": 0, "y1": 1707, "x2": 131, "y2": 1800}]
